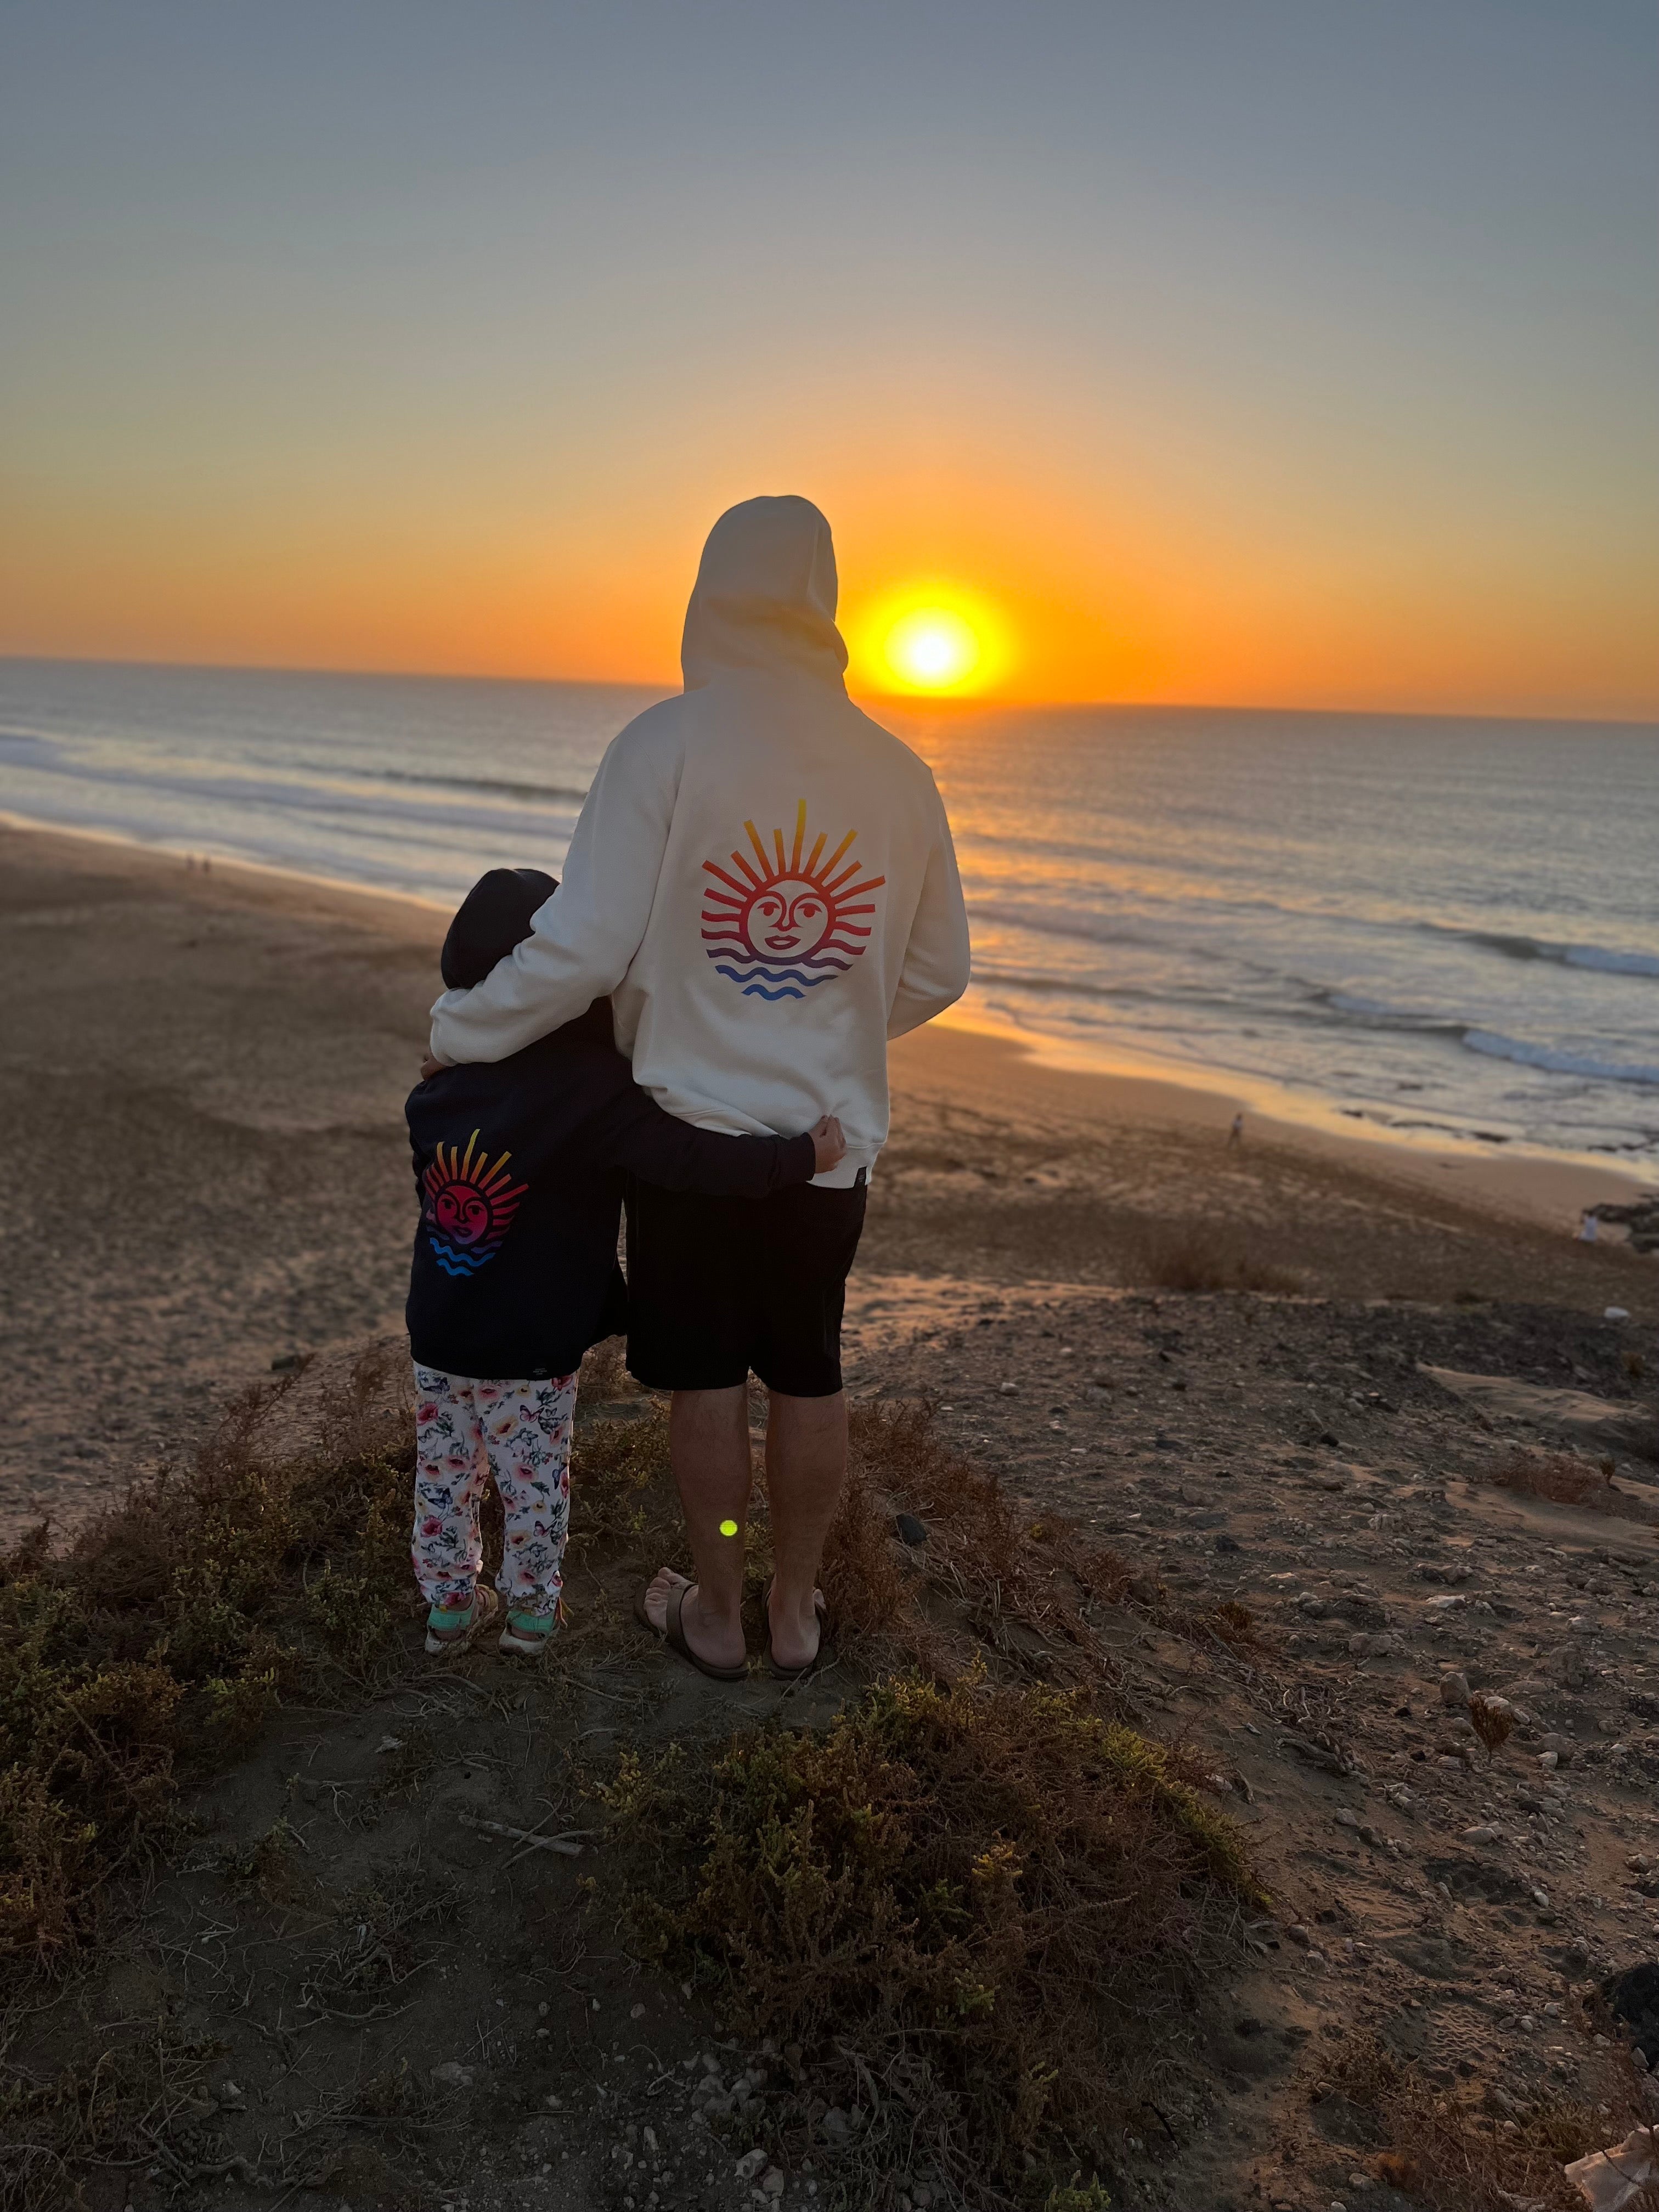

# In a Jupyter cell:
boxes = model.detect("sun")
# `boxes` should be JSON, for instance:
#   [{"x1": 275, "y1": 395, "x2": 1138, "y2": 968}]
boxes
[
  {"x1": 883, "y1": 606, "x2": 981, "y2": 693},
  {"x1": 848, "y1": 581, "x2": 1010, "y2": 697}
]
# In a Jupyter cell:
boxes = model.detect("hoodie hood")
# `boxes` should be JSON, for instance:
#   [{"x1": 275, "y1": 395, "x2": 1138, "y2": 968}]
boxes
[
  {"x1": 441, "y1": 867, "x2": 558, "y2": 989},
  {"x1": 680, "y1": 495, "x2": 849, "y2": 692}
]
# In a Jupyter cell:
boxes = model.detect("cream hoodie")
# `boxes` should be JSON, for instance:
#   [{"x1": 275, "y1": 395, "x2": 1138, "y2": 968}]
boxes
[{"x1": 428, "y1": 495, "x2": 970, "y2": 1187}]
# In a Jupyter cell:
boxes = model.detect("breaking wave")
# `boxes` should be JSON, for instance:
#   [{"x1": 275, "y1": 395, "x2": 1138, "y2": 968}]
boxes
[
  {"x1": 1460, "y1": 1032, "x2": 1659, "y2": 1087},
  {"x1": 1446, "y1": 927, "x2": 1659, "y2": 979}
]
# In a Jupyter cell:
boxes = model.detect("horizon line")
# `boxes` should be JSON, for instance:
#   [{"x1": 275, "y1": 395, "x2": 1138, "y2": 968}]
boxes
[{"x1": 2, "y1": 648, "x2": 1655, "y2": 731}]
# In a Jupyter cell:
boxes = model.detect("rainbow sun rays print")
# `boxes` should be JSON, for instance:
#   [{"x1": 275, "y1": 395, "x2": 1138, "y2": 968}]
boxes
[
  {"x1": 700, "y1": 800, "x2": 885, "y2": 1002},
  {"x1": 421, "y1": 1130, "x2": 528, "y2": 1277}
]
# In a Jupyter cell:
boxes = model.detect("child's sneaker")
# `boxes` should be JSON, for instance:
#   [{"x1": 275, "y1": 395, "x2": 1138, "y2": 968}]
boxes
[
  {"x1": 499, "y1": 1600, "x2": 564, "y2": 1657},
  {"x1": 424, "y1": 1584, "x2": 501, "y2": 1655}
]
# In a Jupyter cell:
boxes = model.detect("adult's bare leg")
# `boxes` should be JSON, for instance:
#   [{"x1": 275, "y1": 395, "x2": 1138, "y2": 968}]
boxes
[
  {"x1": 641, "y1": 1384, "x2": 750, "y2": 1670},
  {"x1": 765, "y1": 1387, "x2": 847, "y2": 1668}
]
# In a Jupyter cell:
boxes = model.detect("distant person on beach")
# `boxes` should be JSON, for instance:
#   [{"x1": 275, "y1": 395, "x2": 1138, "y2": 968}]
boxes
[
  {"x1": 1578, "y1": 1209, "x2": 1599, "y2": 1242},
  {"x1": 1227, "y1": 1111, "x2": 1244, "y2": 1148},
  {"x1": 426, "y1": 495, "x2": 970, "y2": 1678},
  {"x1": 407, "y1": 866, "x2": 843, "y2": 1658}
]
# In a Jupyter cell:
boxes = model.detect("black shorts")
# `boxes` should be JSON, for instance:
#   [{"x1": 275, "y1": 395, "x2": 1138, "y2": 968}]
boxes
[{"x1": 624, "y1": 1175, "x2": 867, "y2": 1398}]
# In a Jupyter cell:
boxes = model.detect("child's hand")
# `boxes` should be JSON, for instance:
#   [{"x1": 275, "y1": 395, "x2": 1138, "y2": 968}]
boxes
[{"x1": 809, "y1": 1115, "x2": 847, "y2": 1173}]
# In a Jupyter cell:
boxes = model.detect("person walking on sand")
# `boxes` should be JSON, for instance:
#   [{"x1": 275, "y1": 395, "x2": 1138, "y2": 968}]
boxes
[
  {"x1": 1227, "y1": 1111, "x2": 1244, "y2": 1149},
  {"x1": 426, "y1": 495, "x2": 971, "y2": 1679}
]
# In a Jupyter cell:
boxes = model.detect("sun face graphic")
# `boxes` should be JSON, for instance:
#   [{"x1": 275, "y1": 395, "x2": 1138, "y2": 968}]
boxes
[
  {"x1": 421, "y1": 1130, "x2": 528, "y2": 1278},
  {"x1": 701, "y1": 802, "x2": 885, "y2": 1001}
]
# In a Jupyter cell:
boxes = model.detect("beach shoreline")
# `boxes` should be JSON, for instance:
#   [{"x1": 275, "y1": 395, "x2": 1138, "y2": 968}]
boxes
[
  {"x1": 8, "y1": 808, "x2": 1650, "y2": 1233},
  {"x1": 5, "y1": 810, "x2": 1655, "y2": 1548}
]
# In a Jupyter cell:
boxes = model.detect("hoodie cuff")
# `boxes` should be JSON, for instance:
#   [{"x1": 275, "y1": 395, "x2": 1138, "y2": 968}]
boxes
[{"x1": 782, "y1": 1132, "x2": 817, "y2": 1186}]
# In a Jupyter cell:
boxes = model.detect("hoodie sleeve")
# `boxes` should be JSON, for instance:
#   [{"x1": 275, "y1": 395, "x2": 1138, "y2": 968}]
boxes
[
  {"x1": 428, "y1": 714, "x2": 681, "y2": 1066},
  {"x1": 604, "y1": 1088, "x2": 817, "y2": 1197},
  {"x1": 887, "y1": 780, "x2": 972, "y2": 1040}
]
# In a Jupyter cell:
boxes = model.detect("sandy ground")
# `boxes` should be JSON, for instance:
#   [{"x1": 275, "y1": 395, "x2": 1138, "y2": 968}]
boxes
[
  {"x1": 3, "y1": 819, "x2": 1653, "y2": 1544},
  {"x1": 8, "y1": 820, "x2": 1659, "y2": 2212}
]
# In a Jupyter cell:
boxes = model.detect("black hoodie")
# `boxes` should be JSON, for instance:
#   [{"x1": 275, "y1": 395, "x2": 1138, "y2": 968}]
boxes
[{"x1": 405, "y1": 868, "x2": 814, "y2": 1379}]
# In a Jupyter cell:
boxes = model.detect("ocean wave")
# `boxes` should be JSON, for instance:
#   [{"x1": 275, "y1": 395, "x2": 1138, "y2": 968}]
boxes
[
  {"x1": 1461, "y1": 1032, "x2": 1659, "y2": 1086},
  {"x1": 359, "y1": 765, "x2": 594, "y2": 808},
  {"x1": 1442, "y1": 926, "x2": 1659, "y2": 979},
  {"x1": 1316, "y1": 989, "x2": 1468, "y2": 1036}
]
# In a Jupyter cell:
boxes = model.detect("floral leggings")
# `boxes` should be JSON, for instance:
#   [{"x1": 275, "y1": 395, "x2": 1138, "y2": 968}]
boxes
[{"x1": 411, "y1": 1365, "x2": 577, "y2": 1613}]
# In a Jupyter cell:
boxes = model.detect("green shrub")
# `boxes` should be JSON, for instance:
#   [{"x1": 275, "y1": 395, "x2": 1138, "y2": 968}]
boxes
[{"x1": 606, "y1": 1668, "x2": 1260, "y2": 2203}]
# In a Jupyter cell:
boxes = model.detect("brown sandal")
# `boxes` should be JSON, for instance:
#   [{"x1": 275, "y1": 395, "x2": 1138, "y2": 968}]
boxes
[{"x1": 633, "y1": 1578, "x2": 748, "y2": 1683}]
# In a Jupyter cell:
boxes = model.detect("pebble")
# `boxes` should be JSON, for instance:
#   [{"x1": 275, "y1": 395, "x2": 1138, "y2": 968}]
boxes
[
  {"x1": 735, "y1": 2149, "x2": 769, "y2": 2182},
  {"x1": 1440, "y1": 1671, "x2": 1471, "y2": 1707},
  {"x1": 1460, "y1": 1824, "x2": 1503, "y2": 1844},
  {"x1": 1539, "y1": 1751, "x2": 1560, "y2": 1770}
]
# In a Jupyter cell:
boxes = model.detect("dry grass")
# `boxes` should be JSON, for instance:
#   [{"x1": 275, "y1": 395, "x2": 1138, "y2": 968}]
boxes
[
  {"x1": 1316, "y1": 2032, "x2": 1648, "y2": 2212},
  {"x1": 605, "y1": 1669, "x2": 1261, "y2": 2210},
  {"x1": 0, "y1": 2028, "x2": 229, "y2": 2212},
  {"x1": 828, "y1": 1399, "x2": 1266, "y2": 1688},
  {"x1": 1116, "y1": 1219, "x2": 1301, "y2": 1296},
  {"x1": 1482, "y1": 1447, "x2": 1659, "y2": 1525},
  {"x1": 0, "y1": 1349, "x2": 414, "y2": 1965}
]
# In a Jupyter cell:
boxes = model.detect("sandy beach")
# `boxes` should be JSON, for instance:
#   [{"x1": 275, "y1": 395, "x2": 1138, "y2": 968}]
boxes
[
  {"x1": 1, "y1": 816, "x2": 1652, "y2": 1544},
  {"x1": 9, "y1": 814, "x2": 1659, "y2": 2210},
  {"x1": 3, "y1": 816, "x2": 1652, "y2": 1544}
]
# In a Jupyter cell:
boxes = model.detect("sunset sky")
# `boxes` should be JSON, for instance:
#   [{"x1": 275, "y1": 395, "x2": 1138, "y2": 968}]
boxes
[{"x1": 2, "y1": 2, "x2": 1655, "y2": 714}]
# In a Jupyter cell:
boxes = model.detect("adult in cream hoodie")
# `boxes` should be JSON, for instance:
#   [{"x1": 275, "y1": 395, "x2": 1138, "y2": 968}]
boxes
[{"x1": 428, "y1": 495, "x2": 970, "y2": 1673}]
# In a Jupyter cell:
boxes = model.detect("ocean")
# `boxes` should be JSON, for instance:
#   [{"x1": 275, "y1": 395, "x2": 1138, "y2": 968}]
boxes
[{"x1": 3, "y1": 656, "x2": 1656, "y2": 1172}]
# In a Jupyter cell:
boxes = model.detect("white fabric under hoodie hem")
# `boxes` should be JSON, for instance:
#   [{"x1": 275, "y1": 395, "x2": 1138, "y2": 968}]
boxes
[{"x1": 428, "y1": 495, "x2": 972, "y2": 1188}]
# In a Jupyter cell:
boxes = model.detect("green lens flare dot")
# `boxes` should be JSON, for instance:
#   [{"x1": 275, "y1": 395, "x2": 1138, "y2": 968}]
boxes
[{"x1": 718, "y1": 1518, "x2": 740, "y2": 1538}]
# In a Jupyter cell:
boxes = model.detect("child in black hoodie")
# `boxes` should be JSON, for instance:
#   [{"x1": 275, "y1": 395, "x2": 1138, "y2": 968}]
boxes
[{"x1": 406, "y1": 867, "x2": 842, "y2": 1657}]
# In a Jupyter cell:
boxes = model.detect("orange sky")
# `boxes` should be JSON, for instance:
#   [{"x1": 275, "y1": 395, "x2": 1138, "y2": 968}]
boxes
[{"x1": 4, "y1": 7, "x2": 1656, "y2": 718}]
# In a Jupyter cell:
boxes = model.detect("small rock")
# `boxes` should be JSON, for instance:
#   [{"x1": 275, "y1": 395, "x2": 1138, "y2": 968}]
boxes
[
  {"x1": 374, "y1": 1735, "x2": 405, "y2": 1755},
  {"x1": 630, "y1": 2002, "x2": 646, "y2": 2019},
  {"x1": 431, "y1": 2061, "x2": 475, "y2": 2089},
  {"x1": 820, "y1": 2109, "x2": 851, "y2": 2145},
  {"x1": 1215, "y1": 1532, "x2": 1242, "y2": 1553},
  {"x1": 759, "y1": 2170, "x2": 785, "y2": 2199},
  {"x1": 1440, "y1": 1671, "x2": 1471, "y2": 1707},
  {"x1": 269, "y1": 1352, "x2": 303, "y2": 1372},
  {"x1": 1606, "y1": 1307, "x2": 1631, "y2": 1322},
  {"x1": 894, "y1": 1513, "x2": 928, "y2": 1548},
  {"x1": 998, "y1": 1381, "x2": 1019, "y2": 1395},
  {"x1": 1460, "y1": 1824, "x2": 1503, "y2": 1844},
  {"x1": 1334, "y1": 1810, "x2": 1361, "y2": 1830},
  {"x1": 1539, "y1": 1751, "x2": 1559, "y2": 1770},
  {"x1": 735, "y1": 2148, "x2": 769, "y2": 2182}
]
